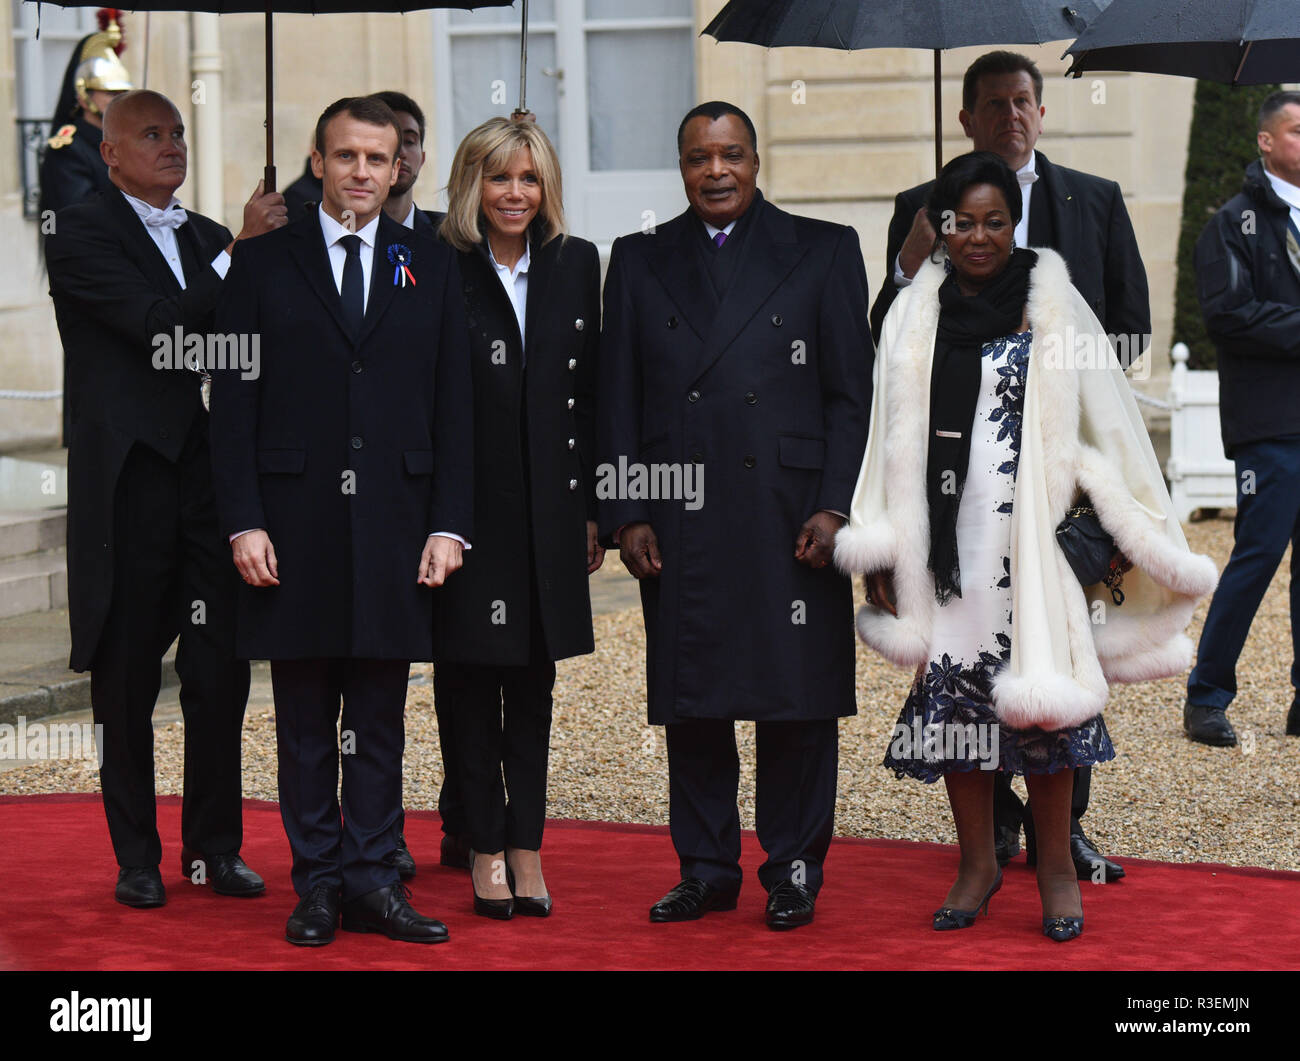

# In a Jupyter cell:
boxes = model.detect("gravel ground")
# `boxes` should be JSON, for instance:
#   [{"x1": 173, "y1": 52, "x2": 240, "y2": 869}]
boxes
[{"x1": 5, "y1": 515, "x2": 1298, "y2": 871}]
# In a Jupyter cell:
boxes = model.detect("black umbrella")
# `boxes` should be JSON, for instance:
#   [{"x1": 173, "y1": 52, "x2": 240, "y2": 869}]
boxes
[
  {"x1": 703, "y1": 0, "x2": 1107, "y2": 177},
  {"x1": 31, "y1": 1, "x2": 516, "y2": 191},
  {"x1": 1065, "y1": 0, "x2": 1300, "y2": 84}
]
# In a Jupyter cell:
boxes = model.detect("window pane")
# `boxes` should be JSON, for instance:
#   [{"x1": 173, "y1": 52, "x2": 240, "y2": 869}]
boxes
[
  {"x1": 586, "y1": 0, "x2": 691, "y2": 18},
  {"x1": 450, "y1": 33, "x2": 559, "y2": 150},
  {"x1": 587, "y1": 29, "x2": 694, "y2": 171}
]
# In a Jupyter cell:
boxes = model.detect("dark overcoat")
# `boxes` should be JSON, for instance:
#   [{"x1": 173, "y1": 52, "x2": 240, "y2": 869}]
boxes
[
  {"x1": 868, "y1": 150, "x2": 1151, "y2": 353},
  {"x1": 45, "y1": 187, "x2": 232, "y2": 671},
  {"x1": 209, "y1": 210, "x2": 474, "y2": 661},
  {"x1": 597, "y1": 191, "x2": 872, "y2": 724},
  {"x1": 433, "y1": 230, "x2": 600, "y2": 665}
]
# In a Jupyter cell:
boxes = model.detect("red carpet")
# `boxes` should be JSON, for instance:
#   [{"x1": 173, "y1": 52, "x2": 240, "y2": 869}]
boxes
[{"x1": 1, "y1": 794, "x2": 1296, "y2": 970}]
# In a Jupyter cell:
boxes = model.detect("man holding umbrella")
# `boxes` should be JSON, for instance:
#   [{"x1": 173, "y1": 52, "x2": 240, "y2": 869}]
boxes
[{"x1": 870, "y1": 50, "x2": 1150, "y2": 883}]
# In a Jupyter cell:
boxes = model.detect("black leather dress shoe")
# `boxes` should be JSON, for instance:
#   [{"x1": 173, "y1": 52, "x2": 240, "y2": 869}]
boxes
[
  {"x1": 1070, "y1": 831, "x2": 1125, "y2": 881},
  {"x1": 115, "y1": 866, "x2": 165, "y2": 908},
  {"x1": 765, "y1": 880, "x2": 816, "y2": 930},
  {"x1": 286, "y1": 884, "x2": 340, "y2": 946},
  {"x1": 341, "y1": 883, "x2": 449, "y2": 943},
  {"x1": 180, "y1": 848, "x2": 266, "y2": 896},
  {"x1": 1184, "y1": 702, "x2": 1237, "y2": 746},
  {"x1": 1286, "y1": 695, "x2": 1300, "y2": 737},
  {"x1": 385, "y1": 833, "x2": 416, "y2": 881},
  {"x1": 648, "y1": 878, "x2": 739, "y2": 922},
  {"x1": 440, "y1": 834, "x2": 471, "y2": 871}
]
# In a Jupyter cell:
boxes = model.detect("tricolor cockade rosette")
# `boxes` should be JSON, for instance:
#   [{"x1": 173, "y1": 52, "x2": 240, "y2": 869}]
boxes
[{"x1": 387, "y1": 243, "x2": 416, "y2": 287}]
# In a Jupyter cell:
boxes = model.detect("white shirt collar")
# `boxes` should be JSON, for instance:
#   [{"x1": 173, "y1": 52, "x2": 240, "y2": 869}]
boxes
[
  {"x1": 1264, "y1": 166, "x2": 1300, "y2": 212},
  {"x1": 318, "y1": 205, "x2": 381, "y2": 248},
  {"x1": 121, "y1": 189, "x2": 187, "y2": 224},
  {"x1": 488, "y1": 238, "x2": 530, "y2": 280},
  {"x1": 1016, "y1": 153, "x2": 1039, "y2": 186},
  {"x1": 400, "y1": 202, "x2": 417, "y2": 230},
  {"x1": 704, "y1": 219, "x2": 737, "y2": 240}
]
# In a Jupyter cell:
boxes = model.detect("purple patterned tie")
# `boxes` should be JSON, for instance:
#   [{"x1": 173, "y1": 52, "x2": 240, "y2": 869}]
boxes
[{"x1": 713, "y1": 230, "x2": 727, "y2": 248}]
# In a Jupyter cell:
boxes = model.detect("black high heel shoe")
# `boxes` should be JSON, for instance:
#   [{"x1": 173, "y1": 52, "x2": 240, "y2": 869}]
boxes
[
  {"x1": 933, "y1": 868, "x2": 1002, "y2": 931},
  {"x1": 1042, "y1": 914, "x2": 1084, "y2": 941},
  {"x1": 505, "y1": 859, "x2": 552, "y2": 918},
  {"x1": 470, "y1": 850, "x2": 513, "y2": 920},
  {"x1": 1042, "y1": 881, "x2": 1084, "y2": 942}
]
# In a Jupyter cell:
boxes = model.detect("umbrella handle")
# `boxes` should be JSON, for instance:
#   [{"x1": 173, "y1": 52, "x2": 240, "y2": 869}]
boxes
[{"x1": 264, "y1": 4, "x2": 276, "y2": 194}]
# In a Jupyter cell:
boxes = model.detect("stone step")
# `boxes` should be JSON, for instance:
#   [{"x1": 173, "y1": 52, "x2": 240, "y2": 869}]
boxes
[
  {"x1": 0, "y1": 548, "x2": 67, "y2": 620},
  {"x1": 0, "y1": 508, "x2": 66, "y2": 561}
]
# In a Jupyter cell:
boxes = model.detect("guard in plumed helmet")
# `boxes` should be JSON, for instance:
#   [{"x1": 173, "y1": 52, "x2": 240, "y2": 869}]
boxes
[{"x1": 38, "y1": 11, "x2": 134, "y2": 220}]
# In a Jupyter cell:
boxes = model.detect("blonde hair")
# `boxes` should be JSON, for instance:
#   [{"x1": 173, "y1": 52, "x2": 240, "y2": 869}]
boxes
[{"x1": 440, "y1": 117, "x2": 567, "y2": 252}]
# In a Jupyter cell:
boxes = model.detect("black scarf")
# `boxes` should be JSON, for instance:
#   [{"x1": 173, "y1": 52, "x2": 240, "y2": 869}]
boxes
[{"x1": 927, "y1": 248, "x2": 1037, "y2": 603}]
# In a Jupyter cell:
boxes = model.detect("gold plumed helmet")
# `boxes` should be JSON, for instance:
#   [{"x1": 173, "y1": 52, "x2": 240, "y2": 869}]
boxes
[{"x1": 74, "y1": 18, "x2": 133, "y2": 108}]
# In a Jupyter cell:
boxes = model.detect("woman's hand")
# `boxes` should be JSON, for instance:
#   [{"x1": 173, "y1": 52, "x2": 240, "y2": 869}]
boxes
[
  {"x1": 865, "y1": 569, "x2": 898, "y2": 616},
  {"x1": 586, "y1": 520, "x2": 605, "y2": 574}
]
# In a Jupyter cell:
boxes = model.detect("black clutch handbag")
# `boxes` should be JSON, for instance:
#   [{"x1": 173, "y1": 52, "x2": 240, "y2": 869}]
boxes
[{"x1": 1055, "y1": 495, "x2": 1126, "y2": 604}]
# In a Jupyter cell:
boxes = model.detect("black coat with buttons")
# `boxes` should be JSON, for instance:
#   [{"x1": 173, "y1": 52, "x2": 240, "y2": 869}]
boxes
[
  {"x1": 597, "y1": 191, "x2": 873, "y2": 723},
  {"x1": 209, "y1": 209, "x2": 474, "y2": 660},
  {"x1": 433, "y1": 231, "x2": 600, "y2": 666}
]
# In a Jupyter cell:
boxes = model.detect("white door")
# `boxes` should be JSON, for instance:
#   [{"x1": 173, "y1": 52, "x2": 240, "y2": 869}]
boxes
[{"x1": 434, "y1": 0, "x2": 695, "y2": 252}]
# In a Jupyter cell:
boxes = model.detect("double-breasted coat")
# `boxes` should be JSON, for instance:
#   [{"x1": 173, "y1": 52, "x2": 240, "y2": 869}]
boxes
[
  {"x1": 209, "y1": 210, "x2": 474, "y2": 661},
  {"x1": 432, "y1": 230, "x2": 600, "y2": 666},
  {"x1": 597, "y1": 191, "x2": 873, "y2": 724}
]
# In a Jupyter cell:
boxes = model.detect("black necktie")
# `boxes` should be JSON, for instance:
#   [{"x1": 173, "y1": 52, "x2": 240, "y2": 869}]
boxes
[{"x1": 340, "y1": 234, "x2": 364, "y2": 335}]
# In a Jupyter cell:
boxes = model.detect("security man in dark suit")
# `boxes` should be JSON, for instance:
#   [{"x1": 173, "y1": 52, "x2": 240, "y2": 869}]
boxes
[
  {"x1": 45, "y1": 89, "x2": 286, "y2": 909},
  {"x1": 209, "y1": 96, "x2": 474, "y2": 947},
  {"x1": 871, "y1": 51, "x2": 1150, "y2": 881},
  {"x1": 598, "y1": 101, "x2": 872, "y2": 931},
  {"x1": 370, "y1": 89, "x2": 458, "y2": 878}
]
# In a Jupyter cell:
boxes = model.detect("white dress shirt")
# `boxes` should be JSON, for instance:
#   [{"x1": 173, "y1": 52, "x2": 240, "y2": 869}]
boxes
[
  {"x1": 488, "y1": 239, "x2": 530, "y2": 347},
  {"x1": 893, "y1": 152, "x2": 1038, "y2": 288},
  {"x1": 399, "y1": 202, "x2": 418, "y2": 230},
  {"x1": 121, "y1": 189, "x2": 230, "y2": 287},
  {"x1": 319, "y1": 205, "x2": 379, "y2": 313},
  {"x1": 1264, "y1": 166, "x2": 1300, "y2": 235},
  {"x1": 703, "y1": 219, "x2": 737, "y2": 243}
]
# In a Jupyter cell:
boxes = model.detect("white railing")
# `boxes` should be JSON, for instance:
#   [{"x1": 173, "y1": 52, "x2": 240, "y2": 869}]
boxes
[{"x1": 1166, "y1": 342, "x2": 1237, "y2": 521}]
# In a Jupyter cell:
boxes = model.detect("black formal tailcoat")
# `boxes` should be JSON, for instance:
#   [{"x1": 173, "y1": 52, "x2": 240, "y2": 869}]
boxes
[
  {"x1": 598, "y1": 191, "x2": 872, "y2": 724},
  {"x1": 868, "y1": 150, "x2": 1151, "y2": 352},
  {"x1": 209, "y1": 210, "x2": 474, "y2": 661},
  {"x1": 45, "y1": 187, "x2": 233, "y2": 671},
  {"x1": 433, "y1": 231, "x2": 599, "y2": 666}
]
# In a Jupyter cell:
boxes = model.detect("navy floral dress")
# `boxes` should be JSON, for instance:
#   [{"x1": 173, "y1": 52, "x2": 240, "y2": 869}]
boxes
[{"x1": 883, "y1": 331, "x2": 1115, "y2": 782}]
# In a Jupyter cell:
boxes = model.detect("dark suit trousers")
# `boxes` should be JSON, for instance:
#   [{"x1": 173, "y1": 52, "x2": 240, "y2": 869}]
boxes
[
  {"x1": 1188, "y1": 437, "x2": 1300, "y2": 708},
  {"x1": 664, "y1": 718, "x2": 838, "y2": 895},
  {"x1": 270, "y1": 657, "x2": 408, "y2": 900},
  {"x1": 89, "y1": 432, "x2": 250, "y2": 868}
]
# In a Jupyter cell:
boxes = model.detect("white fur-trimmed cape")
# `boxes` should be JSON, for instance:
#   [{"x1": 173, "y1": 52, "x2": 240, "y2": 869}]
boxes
[{"x1": 834, "y1": 248, "x2": 1217, "y2": 730}]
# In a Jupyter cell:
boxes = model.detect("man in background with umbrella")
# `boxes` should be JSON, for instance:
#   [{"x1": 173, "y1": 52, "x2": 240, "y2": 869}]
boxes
[
  {"x1": 1184, "y1": 91, "x2": 1300, "y2": 746},
  {"x1": 869, "y1": 50, "x2": 1150, "y2": 883}
]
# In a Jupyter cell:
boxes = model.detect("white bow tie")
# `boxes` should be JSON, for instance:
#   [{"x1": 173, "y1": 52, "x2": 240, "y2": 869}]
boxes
[
  {"x1": 144, "y1": 205, "x2": 188, "y2": 230},
  {"x1": 1018, "y1": 169, "x2": 1039, "y2": 187}
]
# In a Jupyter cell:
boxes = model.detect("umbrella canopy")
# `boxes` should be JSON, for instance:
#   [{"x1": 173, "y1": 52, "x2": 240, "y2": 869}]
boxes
[
  {"x1": 703, "y1": 0, "x2": 1107, "y2": 176},
  {"x1": 33, "y1": 1, "x2": 517, "y2": 188},
  {"x1": 1065, "y1": 0, "x2": 1300, "y2": 84}
]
